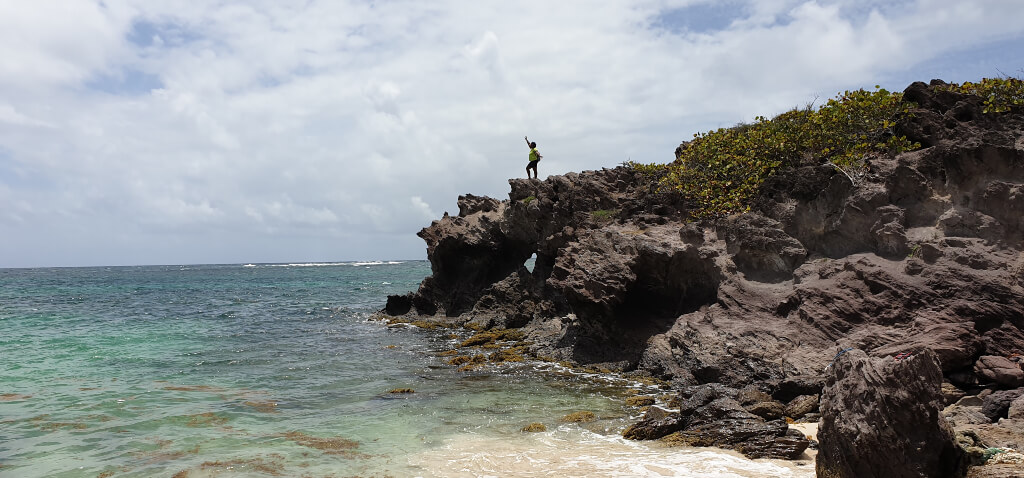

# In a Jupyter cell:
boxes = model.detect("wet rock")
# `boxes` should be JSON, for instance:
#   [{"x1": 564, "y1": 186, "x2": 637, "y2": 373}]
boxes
[
  {"x1": 629, "y1": 383, "x2": 808, "y2": 459},
  {"x1": 384, "y1": 293, "x2": 413, "y2": 316},
  {"x1": 817, "y1": 349, "x2": 966, "y2": 478},
  {"x1": 622, "y1": 406, "x2": 684, "y2": 440},
  {"x1": 975, "y1": 356, "x2": 1024, "y2": 388}
]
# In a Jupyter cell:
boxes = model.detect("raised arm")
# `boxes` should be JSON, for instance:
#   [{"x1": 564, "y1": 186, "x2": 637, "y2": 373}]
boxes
[{"x1": 525, "y1": 135, "x2": 531, "y2": 148}]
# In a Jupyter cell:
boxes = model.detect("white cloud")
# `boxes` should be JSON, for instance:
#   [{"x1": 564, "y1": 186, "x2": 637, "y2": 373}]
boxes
[
  {"x1": 410, "y1": 196, "x2": 436, "y2": 221},
  {"x1": 0, "y1": 104, "x2": 55, "y2": 128},
  {"x1": 1, "y1": 0, "x2": 1023, "y2": 267}
]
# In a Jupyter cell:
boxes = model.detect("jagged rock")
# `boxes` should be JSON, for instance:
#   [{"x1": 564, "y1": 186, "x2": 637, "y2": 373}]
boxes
[
  {"x1": 384, "y1": 293, "x2": 412, "y2": 316},
  {"x1": 975, "y1": 356, "x2": 1024, "y2": 388},
  {"x1": 784, "y1": 394, "x2": 819, "y2": 419},
  {"x1": 817, "y1": 349, "x2": 966, "y2": 478}
]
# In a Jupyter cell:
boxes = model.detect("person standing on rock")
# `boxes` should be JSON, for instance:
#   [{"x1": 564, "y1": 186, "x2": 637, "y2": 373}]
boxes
[{"x1": 525, "y1": 135, "x2": 542, "y2": 179}]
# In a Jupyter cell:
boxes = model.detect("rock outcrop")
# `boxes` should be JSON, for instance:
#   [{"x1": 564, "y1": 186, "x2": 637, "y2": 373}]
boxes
[
  {"x1": 624, "y1": 383, "x2": 810, "y2": 459},
  {"x1": 385, "y1": 81, "x2": 1024, "y2": 462},
  {"x1": 816, "y1": 348, "x2": 966, "y2": 477}
]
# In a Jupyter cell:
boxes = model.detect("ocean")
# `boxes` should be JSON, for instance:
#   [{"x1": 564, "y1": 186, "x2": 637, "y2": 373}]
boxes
[{"x1": 0, "y1": 262, "x2": 813, "y2": 477}]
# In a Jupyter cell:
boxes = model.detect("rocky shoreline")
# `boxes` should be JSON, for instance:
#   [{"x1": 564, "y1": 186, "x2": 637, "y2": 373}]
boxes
[{"x1": 383, "y1": 81, "x2": 1024, "y2": 477}]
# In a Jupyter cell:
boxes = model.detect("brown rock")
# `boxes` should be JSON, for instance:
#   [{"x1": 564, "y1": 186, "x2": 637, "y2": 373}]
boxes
[
  {"x1": 626, "y1": 383, "x2": 808, "y2": 459},
  {"x1": 389, "y1": 81, "x2": 1024, "y2": 431},
  {"x1": 817, "y1": 349, "x2": 966, "y2": 478},
  {"x1": 975, "y1": 356, "x2": 1024, "y2": 388},
  {"x1": 981, "y1": 389, "x2": 1024, "y2": 422},
  {"x1": 622, "y1": 406, "x2": 684, "y2": 440},
  {"x1": 944, "y1": 404, "x2": 992, "y2": 427},
  {"x1": 745, "y1": 401, "x2": 785, "y2": 420},
  {"x1": 943, "y1": 381, "x2": 967, "y2": 406},
  {"x1": 1009, "y1": 395, "x2": 1024, "y2": 420},
  {"x1": 968, "y1": 463, "x2": 1024, "y2": 478},
  {"x1": 784, "y1": 394, "x2": 819, "y2": 419},
  {"x1": 735, "y1": 385, "x2": 772, "y2": 405}
]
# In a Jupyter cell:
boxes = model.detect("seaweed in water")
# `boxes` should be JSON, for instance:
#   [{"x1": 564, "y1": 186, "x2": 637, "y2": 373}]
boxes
[{"x1": 280, "y1": 431, "x2": 369, "y2": 459}]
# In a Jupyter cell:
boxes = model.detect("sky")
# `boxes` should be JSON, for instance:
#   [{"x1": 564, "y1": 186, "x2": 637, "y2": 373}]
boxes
[{"x1": 1, "y1": 0, "x2": 1023, "y2": 268}]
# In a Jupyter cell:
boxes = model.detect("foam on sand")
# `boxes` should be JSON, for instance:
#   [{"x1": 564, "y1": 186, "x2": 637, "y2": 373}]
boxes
[{"x1": 409, "y1": 427, "x2": 815, "y2": 478}]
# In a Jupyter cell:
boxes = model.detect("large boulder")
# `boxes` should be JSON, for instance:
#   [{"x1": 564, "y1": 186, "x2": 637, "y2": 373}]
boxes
[{"x1": 817, "y1": 349, "x2": 966, "y2": 478}]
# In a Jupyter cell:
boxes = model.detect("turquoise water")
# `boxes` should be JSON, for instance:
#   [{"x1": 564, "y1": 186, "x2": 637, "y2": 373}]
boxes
[{"x1": 0, "y1": 262, "x2": 813, "y2": 477}]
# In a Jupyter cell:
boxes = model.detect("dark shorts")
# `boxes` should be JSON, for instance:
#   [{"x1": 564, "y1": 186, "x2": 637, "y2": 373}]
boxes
[{"x1": 527, "y1": 160, "x2": 539, "y2": 168}]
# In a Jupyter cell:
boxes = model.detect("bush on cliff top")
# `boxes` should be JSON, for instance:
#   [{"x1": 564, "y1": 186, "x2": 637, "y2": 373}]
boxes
[
  {"x1": 628, "y1": 78, "x2": 1023, "y2": 220},
  {"x1": 940, "y1": 76, "x2": 1024, "y2": 113},
  {"x1": 630, "y1": 87, "x2": 917, "y2": 218}
]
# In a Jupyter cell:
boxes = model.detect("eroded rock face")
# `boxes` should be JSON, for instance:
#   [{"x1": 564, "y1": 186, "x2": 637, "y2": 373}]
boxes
[
  {"x1": 390, "y1": 80, "x2": 1024, "y2": 387},
  {"x1": 384, "y1": 81, "x2": 1024, "y2": 460},
  {"x1": 817, "y1": 349, "x2": 966, "y2": 478}
]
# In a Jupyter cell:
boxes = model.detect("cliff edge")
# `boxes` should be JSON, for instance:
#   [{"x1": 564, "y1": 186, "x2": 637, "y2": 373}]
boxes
[{"x1": 385, "y1": 80, "x2": 1024, "y2": 468}]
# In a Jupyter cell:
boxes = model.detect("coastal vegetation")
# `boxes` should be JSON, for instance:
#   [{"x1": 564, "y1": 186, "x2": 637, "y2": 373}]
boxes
[
  {"x1": 628, "y1": 76, "x2": 1023, "y2": 219},
  {"x1": 941, "y1": 76, "x2": 1024, "y2": 113}
]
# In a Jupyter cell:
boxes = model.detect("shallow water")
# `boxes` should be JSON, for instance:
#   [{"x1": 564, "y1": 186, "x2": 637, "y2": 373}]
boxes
[{"x1": 0, "y1": 262, "x2": 813, "y2": 477}]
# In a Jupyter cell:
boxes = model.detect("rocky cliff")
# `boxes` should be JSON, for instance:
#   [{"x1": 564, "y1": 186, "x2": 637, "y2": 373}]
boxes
[{"x1": 385, "y1": 81, "x2": 1024, "y2": 467}]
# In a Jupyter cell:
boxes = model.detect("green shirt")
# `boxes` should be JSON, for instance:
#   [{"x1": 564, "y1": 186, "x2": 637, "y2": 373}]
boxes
[{"x1": 529, "y1": 148, "x2": 540, "y2": 162}]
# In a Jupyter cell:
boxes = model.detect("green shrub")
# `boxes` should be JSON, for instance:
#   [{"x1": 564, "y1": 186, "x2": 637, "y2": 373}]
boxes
[
  {"x1": 624, "y1": 161, "x2": 670, "y2": 178},
  {"x1": 941, "y1": 76, "x2": 1024, "y2": 113},
  {"x1": 590, "y1": 209, "x2": 619, "y2": 224},
  {"x1": 660, "y1": 86, "x2": 919, "y2": 218}
]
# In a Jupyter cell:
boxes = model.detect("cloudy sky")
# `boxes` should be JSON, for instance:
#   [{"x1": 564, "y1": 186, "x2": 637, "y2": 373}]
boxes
[{"x1": 1, "y1": 0, "x2": 1023, "y2": 267}]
